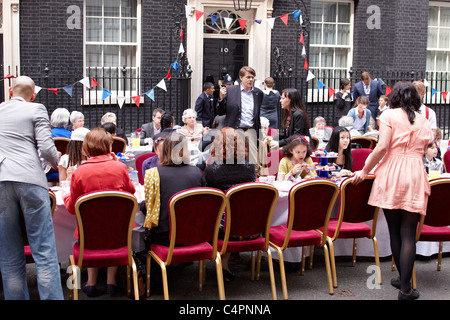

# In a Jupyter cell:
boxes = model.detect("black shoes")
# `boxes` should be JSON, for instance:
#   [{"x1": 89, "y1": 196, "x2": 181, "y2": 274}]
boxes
[{"x1": 398, "y1": 289, "x2": 420, "y2": 300}]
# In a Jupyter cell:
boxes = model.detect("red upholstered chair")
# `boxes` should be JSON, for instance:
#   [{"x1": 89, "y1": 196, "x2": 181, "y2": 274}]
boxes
[
  {"x1": 351, "y1": 148, "x2": 373, "y2": 172},
  {"x1": 146, "y1": 187, "x2": 227, "y2": 300},
  {"x1": 23, "y1": 190, "x2": 56, "y2": 263},
  {"x1": 269, "y1": 179, "x2": 339, "y2": 299},
  {"x1": 112, "y1": 136, "x2": 127, "y2": 154},
  {"x1": 323, "y1": 176, "x2": 381, "y2": 288},
  {"x1": 266, "y1": 149, "x2": 286, "y2": 177},
  {"x1": 48, "y1": 137, "x2": 71, "y2": 183},
  {"x1": 219, "y1": 182, "x2": 279, "y2": 300},
  {"x1": 135, "y1": 152, "x2": 156, "y2": 185},
  {"x1": 411, "y1": 177, "x2": 450, "y2": 289},
  {"x1": 68, "y1": 191, "x2": 139, "y2": 300},
  {"x1": 311, "y1": 136, "x2": 320, "y2": 150},
  {"x1": 350, "y1": 136, "x2": 377, "y2": 149},
  {"x1": 443, "y1": 150, "x2": 450, "y2": 173}
]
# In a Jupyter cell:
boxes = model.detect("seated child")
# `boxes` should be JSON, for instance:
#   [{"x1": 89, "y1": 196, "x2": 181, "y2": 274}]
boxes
[
  {"x1": 278, "y1": 135, "x2": 317, "y2": 181},
  {"x1": 423, "y1": 141, "x2": 444, "y2": 174}
]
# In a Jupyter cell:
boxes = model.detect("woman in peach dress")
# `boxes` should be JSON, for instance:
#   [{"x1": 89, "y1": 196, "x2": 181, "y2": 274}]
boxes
[{"x1": 353, "y1": 81, "x2": 433, "y2": 300}]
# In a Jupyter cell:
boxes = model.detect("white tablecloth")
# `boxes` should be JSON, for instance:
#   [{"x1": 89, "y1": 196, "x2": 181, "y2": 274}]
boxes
[{"x1": 268, "y1": 181, "x2": 450, "y2": 262}]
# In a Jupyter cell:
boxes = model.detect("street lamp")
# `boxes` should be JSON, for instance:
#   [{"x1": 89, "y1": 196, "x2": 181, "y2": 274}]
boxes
[{"x1": 233, "y1": 0, "x2": 252, "y2": 11}]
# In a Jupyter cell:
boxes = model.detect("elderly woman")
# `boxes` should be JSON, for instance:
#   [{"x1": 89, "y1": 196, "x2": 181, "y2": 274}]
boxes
[
  {"x1": 63, "y1": 127, "x2": 135, "y2": 297},
  {"x1": 68, "y1": 111, "x2": 85, "y2": 131},
  {"x1": 204, "y1": 127, "x2": 256, "y2": 281},
  {"x1": 50, "y1": 108, "x2": 72, "y2": 138},
  {"x1": 177, "y1": 108, "x2": 210, "y2": 148},
  {"x1": 309, "y1": 116, "x2": 333, "y2": 149}
]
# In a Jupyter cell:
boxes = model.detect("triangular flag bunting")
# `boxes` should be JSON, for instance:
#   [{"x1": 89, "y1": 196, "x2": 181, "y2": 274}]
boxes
[
  {"x1": 79, "y1": 77, "x2": 91, "y2": 89},
  {"x1": 117, "y1": 95, "x2": 125, "y2": 109},
  {"x1": 35, "y1": 86, "x2": 42, "y2": 94},
  {"x1": 145, "y1": 89, "x2": 155, "y2": 101},
  {"x1": 328, "y1": 87, "x2": 336, "y2": 99},
  {"x1": 423, "y1": 79, "x2": 430, "y2": 87},
  {"x1": 47, "y1": 88, "x2": 58, "y2": 95},
  {"x1": 211, "y1": 14, "x2": 219, "y2": 26},
  {"x1": 386, "y1": 85, "x2": 392, "y2": 96},
  {"x1": 300, "y1": 15, "x2": 303, "y2": 25},
  {"x1": 253, "y1": 19, "x2": 262, "y2": 24},
  {"x1": 301, "y1": 46, "x2": 306, "y2": 57},
  {"x1": 132, "y1": 95, "x2": 140, "y2": 107},
  {"x1": 300, "y1": 33, "x2": 304, "y2": 44},
  {"x1": 267, "y1": 18, "x2": 275, "y2": 29},
  {"x1": 102, "y1": 88, "x2": 112, "y2": 101},
  {"x1": 224, "y1": 17, "x2": 233, "y2": 29},
  {"x1": 166, "y1": 69, "x2": 171, "y2": 80},
  {"x1": 306, "y1": 71, "x2": 315, "y2": 82},
  {"x1": 63, "y1": 85, "x2": 73, "y2": 97},
  {"x1": 431, "y1": 88, "x2": 438, "y2": 97},
  {"x1": 4, "y1": 74, "x2": 14, "y2": 79},
  {"x1": 442, "y1": 91, "x2": 448, "y2": 101},
  {"x1": 317, "y1": 81, "x2": 325, "y2": 90},
  {"x1": 238, "y1": 19, "x2": 247, "y2": 31},
  {"x1": 156, "y1": 79, "x2": 167, "y2": 91},
  {"x1": 292, "y1": 10, "x2": 301, "y2": 22},
  {"x1": 91, "y1": 78, "x2": 99, "y2": 88},
  {"x1": 280, "y1": 14, "x2": 288, "y2": 26},
  {"x1": 178, "y1": 43, "x2": 185, "y2": 54},
  {"x1": 195, "y1": 10, "x2": 204, "y2": 21},
  {"x1": 304, "y1": 58, "x2": 308, "y2": 70},
  {"x1": 185, "y1": 5, "x2": 192, "y2": 18},
  {"x1": 171, "y1": 61, "x2": 179, "y2": 72}
]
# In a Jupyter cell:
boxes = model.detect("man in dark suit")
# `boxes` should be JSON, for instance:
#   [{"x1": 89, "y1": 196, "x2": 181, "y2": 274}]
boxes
[
  {"x1": 217, "y1": 66, "x2": 264, "y2": 165},
  {"x1": 195, "y1": 82, "x2": 215, "y2": 128},
  {"x1": 140, "y1": 108, "x2": 164, "y2": 145},
  {"x1": 353, "y1": 71, "x2": 384, "y2": 123}
]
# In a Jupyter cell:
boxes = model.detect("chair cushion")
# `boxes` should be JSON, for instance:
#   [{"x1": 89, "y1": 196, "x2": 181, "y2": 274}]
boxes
[
  {"x1": 326, "y1": 219, "x2": 372, "y2": 239},
  {"x1": 269, "y1": 225, "x2": 321, "y2": 248},
  {"x1": 72, "y1": 243, "x2": 129, "y2": 268},
  {"x1": 217, "y1": 237, "x2": 266, "y2": 253},
  {"x1": 151, "y1": 242, "x2": 213, "y2": 264},
  {"x1": 419, "y1": 225, "x2": 450, "y2": 242}
]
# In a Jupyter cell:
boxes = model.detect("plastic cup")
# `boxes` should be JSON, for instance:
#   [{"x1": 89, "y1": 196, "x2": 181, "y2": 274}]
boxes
[{"x1": 267, "y1": 175, "x2": 275, "y2": 184}]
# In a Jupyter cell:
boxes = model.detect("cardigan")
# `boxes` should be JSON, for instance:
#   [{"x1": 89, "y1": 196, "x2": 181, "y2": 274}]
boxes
[{"x1": 347, "y1": 108, "x2": 372, "y2": 134}]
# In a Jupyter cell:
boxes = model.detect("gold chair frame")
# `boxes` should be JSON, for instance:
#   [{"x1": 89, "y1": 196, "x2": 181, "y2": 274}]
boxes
[
  {"x1": 350, "y1": 136, "x2": 378, "y2": 149},
  {"x1": 112, "y1": 136, "x2": 127, "y2": 153}
]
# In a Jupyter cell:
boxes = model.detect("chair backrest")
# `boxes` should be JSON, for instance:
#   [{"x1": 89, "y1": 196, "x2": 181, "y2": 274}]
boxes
[
  {"x1": 422, "y1": 178, "x2": 450, "y2": 228},
  {"x1": 112, "y1": 136, "x2": 127, "y2": 154},
  {"x1": 136, "y1": 152, "x2": 156, "y2": 185},
  {"x1": 53, "y1": 137, "x2": 71, "y2": 154},
  {"x1": 331, "y1": 176, "x2": 379, "y2": 239},
  {"x1": 266, "y1": 149, "x2": 286, "y2": 176},
  {"x1": 350, "y1": 137, "x2": 376, "y2": 149},
  {"x1": 284, "y1": 179, "x2": 339, "y2": 247},
  {"x1": 351, "y1": 148, "x2": 373, "y2": 172},
  {"x1": 223, "y1": 182, "x2": 279, "y2": 250},
  {"x1": 167, "y1": 187, "x2": 226, "y2": 264},
  {"x1": 443, "y1": 150, "x2": 450, "y2": 173},
  {"x1": 74, "y1": 191, "x2": 138, "y2": 266},
  {"x1": 311, "y1": 136, "x2": 319, "y2": 150}
]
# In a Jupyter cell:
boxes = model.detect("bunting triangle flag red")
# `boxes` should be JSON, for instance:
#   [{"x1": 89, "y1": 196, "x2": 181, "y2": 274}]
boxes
[
  {"x1": 238, "y1": 19, "x2": 247, "y2": 31},
  {"x1": 132, "y1": 95, "x2": 140, "y2": 107},
  {"x1": 300, "y1": 33, "x2": 304, "y2": 44},
  {"x1": 442, "y1": 91, "x2": 448, "y2": 101},
  {"x1": 386, "y1": 85, "x2": 392, "y2": 96},
  {"x1": 180, "y1": 28, "x2": 184, "y2": 40},
  {"x1": 166, "y1": 69, "x2": 171, "y2": 80},
  {"x1": 47, "y1": 88, "x2": 58, "y2": 95},
  {"x1": 195, "y1": 10, "x2": 204, "y2": 21},
  {"x1": 3, "y1": 74, "x2": 14, "y2": 79},
  {"x1": 91, "y1": 78, "x2": 99, "y2": 87},
  {"x1": 304, "y1": 59, "x2": 308, "y2": 70},
  {"x1": 328, "y1": 87, "x2": 336, "y2": 99},
  {"x1": 280, "y1": 14, "x2": 288, "y2": 26}
]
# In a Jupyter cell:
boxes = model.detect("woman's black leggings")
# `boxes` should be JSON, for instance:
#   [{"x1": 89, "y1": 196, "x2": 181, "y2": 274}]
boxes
[{"x1": 384, "y1": 209, "x2": 420, "y2": 293}]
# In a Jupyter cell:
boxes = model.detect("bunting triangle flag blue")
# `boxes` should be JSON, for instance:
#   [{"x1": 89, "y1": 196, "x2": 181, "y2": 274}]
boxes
[
  {"x1": 102, "y1": 88, "x2": 112, "y2": 101},
  {"x1": 63, "y1": 85, "x2": 73, "y2": 97},
  {"x1": 145, "y1": 89, "x2": 155, "y2": 101},
  {"x1": 318, "y1": 80, "x2": 325, "y2": 90},
  {"x1": 171, "y1": 61, "x2": 179, "y2": 72},
  {"x1": 253, "y1": 19, "x2": 262, "y2": 24},
  {"x1": 292, "y1": 9, "x2": 301, "y2": 21},
  {"x1": 211, "y1": 14, "x2": 219, "y2": 26},
  {"x1": 431, "y1": 88, "x2": 438, "y2": 96}
]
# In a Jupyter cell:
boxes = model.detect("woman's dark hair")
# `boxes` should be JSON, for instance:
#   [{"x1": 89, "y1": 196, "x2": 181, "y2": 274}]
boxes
[
  {"x1": 353, "y1": 95, "x2": 370, "y2": 108},
  {"x1": 389, "y1": 81, "x2": 421, "y2": 125},
  {"x1": 101, "y1": 122, "x2": 116, "y2": 135},
  {"x1": 160, "y1": 111, "x2": 175, "y2": 131},
  {"x1": 339, "y1": 78, "x2": 350, "y2": 90},
  {"x1": 67, "y1": 140, "x2": 84, "y2": 167},
  {"x1": 324, "y1": 126, "x2": 353, "y2": 170},
  {"x1": 281, "y1": 88, "x2": 311, "y2": 128},
  {"x1": 282, "y1": 135, "x2": 313, "y2": 159},
  {"x1": 159, "y1": 132, "x2": 189, "y2": 166}
]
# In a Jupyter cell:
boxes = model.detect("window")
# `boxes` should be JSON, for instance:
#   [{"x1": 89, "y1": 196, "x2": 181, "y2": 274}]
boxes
[
  {"x1": 309, "y1": 0, "x2": 353, "y2": 92},
  {"x1": 84, "y1": 0, "x2": 140, "y2": 96},
  {"x1": 427, "y1": 3, "x2": 450, "y2": 100}
]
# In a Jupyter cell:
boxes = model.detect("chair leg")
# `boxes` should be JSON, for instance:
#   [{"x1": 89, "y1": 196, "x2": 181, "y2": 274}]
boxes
[
  {"x1": 327, "y1": 238, "x2": 338, "y2": 288},
  {"x1": 323, "y1": 244, "x2": 334, "y2": 295},
  {"x1": 300, "y1": 247, "x2": 306, "y2": 275},
  {"x1": 372, "y1": 237, "x2": 382, "y2": 285},
  {"x1": 69, "y1": 255, "x2": 78, "y2": 300},
  {"x1": 265, "y1": 249, "x2": 277, "y2": 300},
  {"x1": 251, "y1": 251, "x2": 256, "y2": 281},
  {"x1": 437, "y1": 242, "x2": 443, "y2": 271},
  {"x1": 130, "y1": 260, "x2": 140, "y2": 300},
  {"x1": 160, "y1": 263, "x2": 169, "y2": 300},
  {"x1": 412, "y1": 263, "x2": 416, "y2": 290},
  {"x1": 214, "y1": 253, "x2": 226, "y2": 300},
  {"x1": 256, "y1": 250, "x2": 262, "y2": 281},
  {"x1": 272, "y1": 245, "x2": 288, "y2": 300},
  {"x1": 390, "y1": 256, "x2": 396, "y2": 271},
  {"x1": 198, "y1": 260, "x2": 204, "y2": 292},
  {"x1": 309, "y1": 245, "x2": 315, "y2": 270},
  {"x1": 146, "y1": 253, "x2": 151, "y2": 297},
  {"x1": 352, "y1": 239, "x2": 357, "y2": 267}
]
